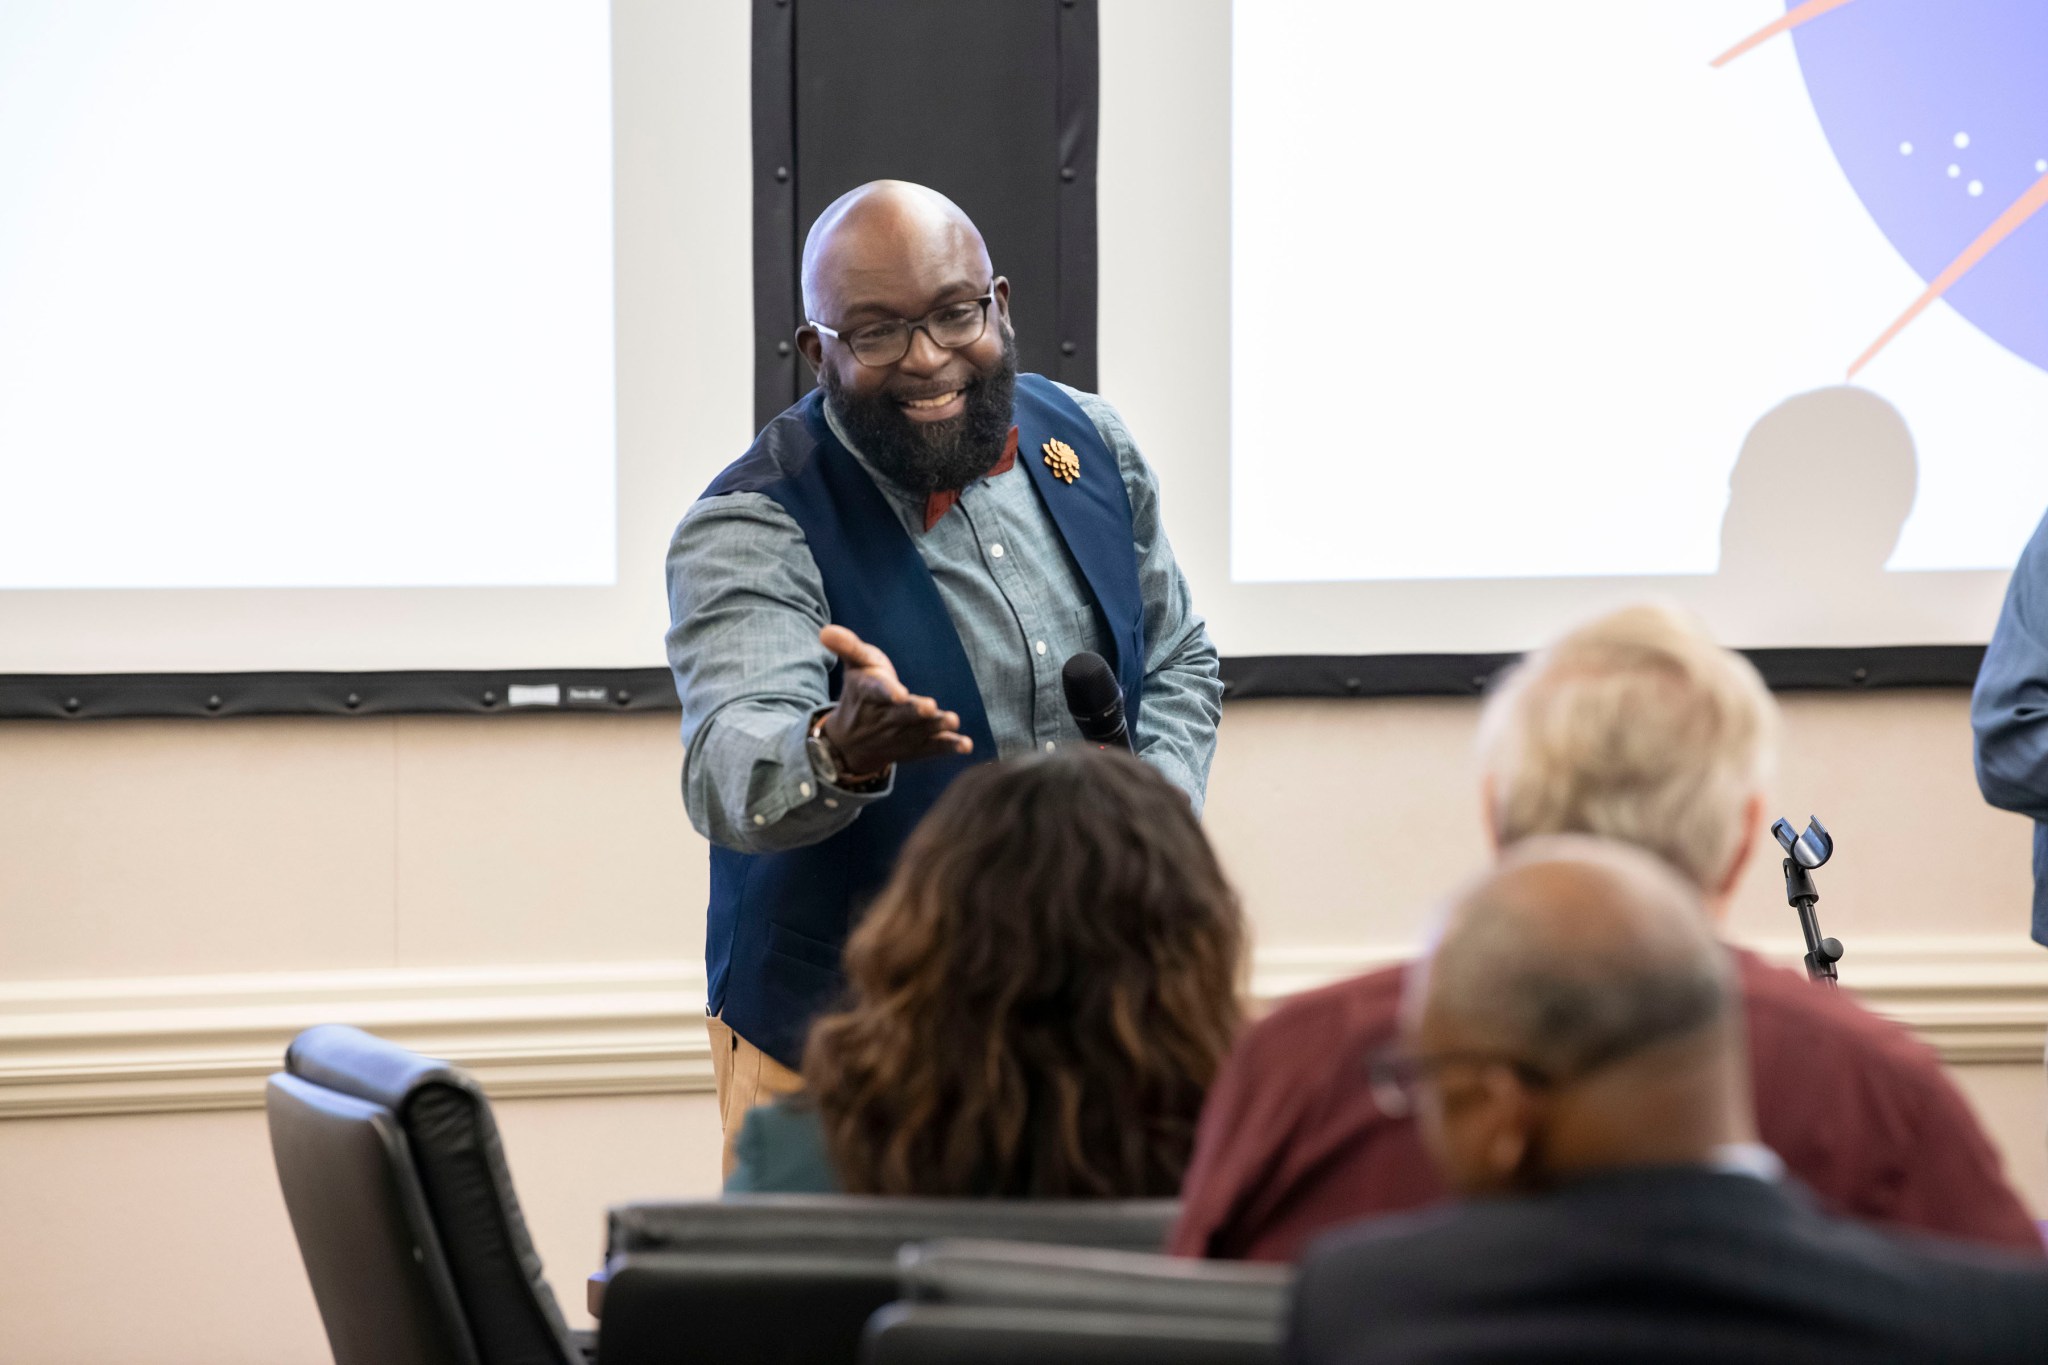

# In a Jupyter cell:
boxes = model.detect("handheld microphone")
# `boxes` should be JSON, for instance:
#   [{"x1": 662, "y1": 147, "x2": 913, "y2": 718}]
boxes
[{"x1": 1061, "y1": 651, "x2": 1131, "y2": 751}]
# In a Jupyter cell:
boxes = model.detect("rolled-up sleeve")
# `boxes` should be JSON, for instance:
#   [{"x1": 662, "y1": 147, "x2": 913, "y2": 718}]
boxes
[
  {"x1": 1973, "y1": 509, "x2": 2048, "y2": 820},
  {"x1": 665, "y1": 492, "x2": 892, "y2": 853},
  {"x1": 1065, "y1": 388, "x2": 1224, "y2": 814}
]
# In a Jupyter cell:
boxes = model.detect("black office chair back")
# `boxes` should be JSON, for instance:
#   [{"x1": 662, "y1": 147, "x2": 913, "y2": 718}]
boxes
[
  {"x1": 597, "y1": 1195, "x2": 1181, "y2": 1365},
  {"x1": 265, "y1": 1024, "x2": 583, "y2": 1365},
  {"x1": 862, "y1": 1238, "x2": 1289, "y2": 1364}
]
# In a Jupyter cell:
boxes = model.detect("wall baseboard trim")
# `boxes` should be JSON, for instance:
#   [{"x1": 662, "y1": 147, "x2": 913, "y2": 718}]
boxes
[{"x1": 3, "y1": 936, "x2": 2042, "y2": 1119}]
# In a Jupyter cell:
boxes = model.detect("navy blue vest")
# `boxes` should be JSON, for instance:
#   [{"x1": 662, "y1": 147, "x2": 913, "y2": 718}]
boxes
[{"x1": 697, "y1": 374, "x2": 1146, "y2": 1066}]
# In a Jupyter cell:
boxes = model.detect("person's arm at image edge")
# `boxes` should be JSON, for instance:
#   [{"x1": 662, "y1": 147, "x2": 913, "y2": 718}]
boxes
[
  {"x1": 665, "y1": 494, "x2": 889, "y2": 854},
  {"x1": 1973, "y1": 510, "x2": 2048, "y2": 820},
  {"x1": 1067, "y1": 387, "x2": 1224, "y2": 813}
]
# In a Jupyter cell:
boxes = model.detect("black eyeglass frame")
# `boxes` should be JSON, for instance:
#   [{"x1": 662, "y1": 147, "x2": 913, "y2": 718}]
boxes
[
  {"x1": 1366, "y1": 1044, "x2": 1556, "y2": 1119},
  {"x1": 806, "y1": 286, "x2": 1000, "y2": 367}
]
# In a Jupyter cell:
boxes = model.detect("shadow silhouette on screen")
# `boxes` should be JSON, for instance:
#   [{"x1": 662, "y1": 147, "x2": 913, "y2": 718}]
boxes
[{"x1": 1716, "y1": 386, "x2": 1919, "y2": 595}]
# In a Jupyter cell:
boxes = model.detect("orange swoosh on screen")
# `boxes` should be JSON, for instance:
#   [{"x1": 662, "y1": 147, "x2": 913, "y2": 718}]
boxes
[
  {"x1": 1710, "y1": 0, "x2": 1862, "y2": 68},
  {"x1": 1848, "y1": 172, "x2": 2048, "y2": 377}
]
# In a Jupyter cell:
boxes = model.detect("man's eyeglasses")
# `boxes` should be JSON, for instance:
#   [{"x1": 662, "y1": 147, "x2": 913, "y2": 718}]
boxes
[
  {"x1": 1366, "y1": 1045, "x2": 1555, "y2": 1119},
  {"x1": 809, "y1": 292, "x2": 996, "y2": 367}
]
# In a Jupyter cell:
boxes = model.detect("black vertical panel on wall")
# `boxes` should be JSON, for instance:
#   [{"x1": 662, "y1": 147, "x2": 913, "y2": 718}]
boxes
[
  {"x1": 1053, "y1": 0, "x2": 1099, "y2": 393},
  {"x1": 752, "y1": 0, "x2": 801, "y2": 428},
  {"x1": 752, "y1": 0, "x2": 1098, "y2": 430}
]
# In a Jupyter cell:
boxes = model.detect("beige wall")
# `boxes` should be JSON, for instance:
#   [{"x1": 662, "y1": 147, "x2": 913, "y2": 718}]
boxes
[
  {"x1": 3, "y1": 692, "x2": 2046, "y2": 1364},
  {"x1": 12, "y1": 690, "x2": 2027, "y2": 981},
  {"x1": 0, "y1": 1094, "x2": 722, "y2": 1365}
]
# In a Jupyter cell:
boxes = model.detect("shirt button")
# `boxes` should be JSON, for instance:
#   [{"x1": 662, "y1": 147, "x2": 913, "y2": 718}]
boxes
[
  {"x1": 1034, "y1": 640, "x2": 1047, "y2": 656},
  {"x1": 1045, "y1": 741, "x2": 1057, "y2": 753},
  {"x1": 752, "y1": 813, "x2": 767, "y2": 827},
  {"x1": 989, "y1": 543, "x2": 1005, "y2": 558},
  {"x1": 824, "y1": 797, "x2": 839, "y2": 810},
  {"x1": 799, "y1": 781, "x2": 813, "y2": 799}
]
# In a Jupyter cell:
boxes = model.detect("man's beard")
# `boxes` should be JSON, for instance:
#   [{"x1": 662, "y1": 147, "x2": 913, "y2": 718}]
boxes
[{"x1": 823, "y1": 331, "x2": 1018, "y2": 494}]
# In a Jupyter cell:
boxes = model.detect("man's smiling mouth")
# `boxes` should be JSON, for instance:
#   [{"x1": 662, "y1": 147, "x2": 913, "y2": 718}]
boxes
[{"x1": 899, "y1": 389, "x2": 966, "y2": 421}]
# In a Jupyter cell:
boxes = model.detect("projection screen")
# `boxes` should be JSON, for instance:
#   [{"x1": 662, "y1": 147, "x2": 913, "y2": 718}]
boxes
[
  {"x1": 0, "y1": 0, "x2": 752, "y2": 677},
  {"x1": 3, "y1": 0, "x2": 2044, "y2": 692}
]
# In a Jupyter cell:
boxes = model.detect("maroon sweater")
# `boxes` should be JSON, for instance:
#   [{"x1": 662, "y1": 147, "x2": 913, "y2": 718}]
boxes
[{"x1": 1172, "y1": 947, "x2": 2042, "y2": 1261}]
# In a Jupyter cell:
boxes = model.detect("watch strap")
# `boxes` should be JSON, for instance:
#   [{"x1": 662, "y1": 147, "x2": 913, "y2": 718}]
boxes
[{"x1": 809, "y1": 709, "x2": 889, "y2": 788}]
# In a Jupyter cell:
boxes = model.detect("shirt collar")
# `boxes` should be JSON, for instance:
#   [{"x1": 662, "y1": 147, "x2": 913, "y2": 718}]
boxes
[{"x1": 1705, "y1": 1142, "x2": 1785, "y2": 1183}]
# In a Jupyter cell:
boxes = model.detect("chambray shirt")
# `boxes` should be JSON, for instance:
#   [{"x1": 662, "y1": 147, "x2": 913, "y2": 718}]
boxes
[
  {"x1": 1971, "y1": 502, "x2": 2048, "y2": 945},
  {"x1": 665, "y1": 383, "x2": 1222, "y2": 854}
]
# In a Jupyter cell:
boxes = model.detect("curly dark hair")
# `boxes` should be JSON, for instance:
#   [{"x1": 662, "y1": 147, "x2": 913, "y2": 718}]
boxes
[{"x1": 802, "y1": 748, "x2": 1246, "y2": 1197}]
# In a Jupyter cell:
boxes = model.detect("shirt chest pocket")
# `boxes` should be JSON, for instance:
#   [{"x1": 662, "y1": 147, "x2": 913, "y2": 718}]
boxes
[{"x1": 1057, "y1": 602, "x2": 1111, "y2": 659}]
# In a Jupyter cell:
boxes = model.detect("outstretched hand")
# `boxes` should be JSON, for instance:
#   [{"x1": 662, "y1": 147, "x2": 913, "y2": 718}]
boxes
[{"x1": 818, "y1": 625, "x2": 973, "y2": 776}]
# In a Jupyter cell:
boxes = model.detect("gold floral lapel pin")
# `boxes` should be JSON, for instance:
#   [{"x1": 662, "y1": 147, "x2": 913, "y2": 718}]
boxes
[{"x1": 1041, "y1": 437, "x2": 1080, "y2": 484}]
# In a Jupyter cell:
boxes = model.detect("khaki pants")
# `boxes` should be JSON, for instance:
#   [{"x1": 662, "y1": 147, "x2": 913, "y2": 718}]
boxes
[{"x1": 707, "y1": 1014, "x2": 804, "y2": 1179}]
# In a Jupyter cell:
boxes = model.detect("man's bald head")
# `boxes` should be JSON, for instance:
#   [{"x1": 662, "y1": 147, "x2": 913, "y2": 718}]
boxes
[
  {"x1": 1409, "y1": 836, "x2": 1752, "y2": 1195},
  {"x1": 801, "y1": 180, "x2": 991, "y2": 321},
  {"x1": 1424, "y1": 836, "x2": 1733, "y2": 1081}
]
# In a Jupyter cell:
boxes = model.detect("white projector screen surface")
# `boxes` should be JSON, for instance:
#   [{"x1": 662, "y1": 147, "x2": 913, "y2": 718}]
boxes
[
  {"x1": 1217, "y1": 0, "x2": 2048, "y2": 652},
  {"x1": 0, "y1": 1, "x2": 616, "y2": 591},
  {"x1": 0, "y1": 0, "x2": 758, "y2": 676}
]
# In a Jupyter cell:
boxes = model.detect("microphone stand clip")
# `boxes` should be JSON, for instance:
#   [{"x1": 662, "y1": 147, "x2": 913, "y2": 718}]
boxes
[{"x1": 1772, "y1": 815, "x2": 1843, "y2": 988}]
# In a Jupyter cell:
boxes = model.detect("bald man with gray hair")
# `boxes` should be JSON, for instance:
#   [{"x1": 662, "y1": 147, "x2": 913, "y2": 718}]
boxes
[
  {"x1": 1174, "y1": 603, "x2": 2038, "y2": 1260},
  {"x1": 1290, "y1": 838, "x2": 2048, "y2": 1365}
]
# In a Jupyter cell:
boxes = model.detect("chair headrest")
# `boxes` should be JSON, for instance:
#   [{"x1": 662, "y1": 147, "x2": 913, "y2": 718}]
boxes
[
  {"x1": 608, "y1": 1195, "x2": 1181, "y2": 1257},
  {"x1": 286, "y1": 1023, "x2": 473, "y2": 1111}
]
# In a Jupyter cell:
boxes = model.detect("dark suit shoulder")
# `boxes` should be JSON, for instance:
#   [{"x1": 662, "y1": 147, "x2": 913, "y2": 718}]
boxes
[{"x1": 1291, "y1": 1171, "x2": 2048, "y2": 1365}]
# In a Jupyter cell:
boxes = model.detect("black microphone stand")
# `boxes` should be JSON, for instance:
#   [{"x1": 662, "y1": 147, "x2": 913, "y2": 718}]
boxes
[{"x1": 1772, "y1": 815, "x2": 1842, "y2": 987}]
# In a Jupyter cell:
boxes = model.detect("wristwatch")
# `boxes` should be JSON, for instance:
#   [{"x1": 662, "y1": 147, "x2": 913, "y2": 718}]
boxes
[{"x1": 806, "y1": 709, "x2": 888, "y2": 790}]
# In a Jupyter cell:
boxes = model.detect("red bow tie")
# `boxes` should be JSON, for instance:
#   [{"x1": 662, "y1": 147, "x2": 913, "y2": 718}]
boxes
[{"x1": 923, "y1": 426, "x2": 1021, "y2": 532}]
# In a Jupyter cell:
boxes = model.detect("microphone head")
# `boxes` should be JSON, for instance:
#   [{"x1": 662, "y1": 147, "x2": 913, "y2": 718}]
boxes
[{"x1": 1061, "y1": 651, "x2": 1120, "y2": 715}]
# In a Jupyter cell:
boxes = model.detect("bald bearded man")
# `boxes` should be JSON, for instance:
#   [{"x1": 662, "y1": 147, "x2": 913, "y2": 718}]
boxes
[
  {"x1": 665, "y1": 182, "x2": 1221, "y2": 1161},
  {"x1": 1290, "y1": 839, "x2": 2048, "y2": 1365}
]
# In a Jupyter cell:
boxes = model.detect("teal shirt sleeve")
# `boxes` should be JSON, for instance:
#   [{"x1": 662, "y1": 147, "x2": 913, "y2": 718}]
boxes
[
  {"x1": 724, "y1": 1100, "x2": 842, "y2": 1194},
  {"x1": 665, "y1": 493, "x2": 897, "y2": 854}
]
